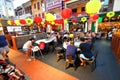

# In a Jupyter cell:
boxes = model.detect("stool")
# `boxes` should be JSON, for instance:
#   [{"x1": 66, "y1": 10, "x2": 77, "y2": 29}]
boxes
[
  {"x1": 55, "y1": 47, "x2": 65, "y2": 62},
  {"x1": 65, "y1": 54, "x2": 75, "y2": 70},
  {"x1": 31, "y1": 46, "x2": 44, "y2": 61},
  {"x1": 82, "y1": 58, "x2": 95, "y2": 72}
]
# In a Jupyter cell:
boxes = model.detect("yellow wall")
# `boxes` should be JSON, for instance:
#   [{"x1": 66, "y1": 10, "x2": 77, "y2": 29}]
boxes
[
  {"x1": 48, "y1": 8, "x2": 61, "y2": 13},
  {"x1": 77, "y1": 4, "x2": 86, "y2": 13},
  {"x1": 31, "y1": 0, "x2": 42, "y2": 17}
]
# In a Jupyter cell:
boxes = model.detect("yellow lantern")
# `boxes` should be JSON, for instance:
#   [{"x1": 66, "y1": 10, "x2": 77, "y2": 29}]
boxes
[
  {"x1": 7, "y1": 20, "x2": 12, "y2": 25},
  {"x1": 106, "y1": 11, "x2": 115, "y2": 19},
  {"x1": 81, "y1": 17, "x2": 87, "y2": 22},
  {"x1": 15, "y1": 20, "x2": 21, "y2": 25},
  {"x1": 64, "y1": 19, "x2": 68, "y2": 24},
  {"x1": 51, "y1": 21, "x2": 55, "y2": 25},
  {"x1": 45, "y1": 13, "x2": 55, "y2": 22},
  {"x1": 86, "y1": 0, "x2": 101, "y2": 15},
  {"x1": 41, "y1": 22, "x2": 44, "y2": 25},
  {"x1": 25, "y1": 18, "x2": 33, "y2": 25}
]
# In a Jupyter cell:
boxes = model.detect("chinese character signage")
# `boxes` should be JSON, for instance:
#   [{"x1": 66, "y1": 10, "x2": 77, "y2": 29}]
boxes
[{"x1": 46, "y1": 0, "x2": 62, "y2": 11}]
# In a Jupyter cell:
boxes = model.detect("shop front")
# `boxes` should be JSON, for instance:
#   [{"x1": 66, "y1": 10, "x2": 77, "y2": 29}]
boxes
[{"x1": 98, "y1": 11, "x2": 120, "y2": 35}]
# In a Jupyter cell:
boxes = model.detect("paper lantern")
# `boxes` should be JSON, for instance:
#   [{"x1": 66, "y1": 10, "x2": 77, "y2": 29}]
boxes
[
  {"x1": 45, "y1": 13, "x2": 55, "y2": 21},
  {"x1": 11, "y1": 20, "x2": 15, "y2": 25},
  {"x1": 71, "y1": 19, "x2": 76, "y2": 23},
  {"x1": 15, "y1": 20, "x2": 21, "y2": 25},
  {"x1": 51, "y1": 21, "x2": 55, "y2": 25},
  {"x1": 25, "y1": 18, "x2": 33, "y2": 25},
  {"x1": 34, "y1": 16, "x2": 42, "y2": 23},
  {"x1": 106, "y1": 11, "x2": 115, "y2": 19},
  {"x1": 54, "y1": 19, "x2": 63, "y2": 24},
  {"x1": 93, "y1": 13, "x2": 99, "y2": 21},
  {"x1": 45, "y1": 21, "x2": 49, "y2": 25},
  {"x1": 7, "y1": 20, "x2": 12, "y2": 25},
  {"x1": 20, "y1": 19, "x2": 26, "y2": 24},
  {"x1": 41, "y1": 22, "x2": 44, "y2": 25},
  {"x1": 69, "y1": 34, "x2": 74, "y2": 38},
  {"x1": 81, "y1": 17, "x2": 87, "y2": 22},
  {"x1": 64, "y1": 19, "x2": 68, "y2": 24},
  {"x1": 86, "y1": 0, "x2": 101, "y2": 15},
  {"x1": 61, "y1": 8, "x2": 72, "y2": 18}
]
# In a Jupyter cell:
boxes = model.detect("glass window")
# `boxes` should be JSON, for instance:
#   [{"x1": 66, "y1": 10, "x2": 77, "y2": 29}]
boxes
[
  {"x1": 37, "y1": 2, "x2": 40, "y2": 10},
  {"x1": 104, "y1": 0, "x2": 109, "y2": 5},
  {"x1": 42, "y1": 13, "x2": 44, "y2": 18},
  {"x1": 38, "y1": 14, "x2": 41, "y2": 17},
  {"x1": 34, "y1": 3, "x2": 36, "y2": 9},
  {"x1": 81, "y1": 7, "x2": 85, "y2": 12},
  {"x1": 72, "y1": 8, "x2": 77, "y2": 13}
]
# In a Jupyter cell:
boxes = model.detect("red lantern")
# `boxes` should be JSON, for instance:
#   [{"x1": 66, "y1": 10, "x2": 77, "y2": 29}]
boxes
[
  {"x1": 93, "y1": 13, "x2": 99, "y2": 21},
  {"x1": 45, "y1": 21, "x2": 49, "y2": 25},
  {"x1": 20, "y1": 19, "x2": 26, "y2": 24},
  {"x1": 11, "y1": 20, "x2": 15, "y2": 25},
  {"x1": 61, "y1": 8, "x2": 72, "y2": 18},
  {"x1": 34, "y1": 16, "x2": 42, "y2": 23},
  {"x1": 54, "y1": 19, "x2": 63, "y2": 24},
  {"x1": 71, "y1": 19, "x2": 76, "y2": 22}
]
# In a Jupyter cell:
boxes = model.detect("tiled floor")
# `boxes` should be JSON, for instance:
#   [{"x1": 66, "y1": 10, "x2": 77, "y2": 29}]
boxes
[{"x1": 8, "y1": 49, "x2": 79, "y2": 80}]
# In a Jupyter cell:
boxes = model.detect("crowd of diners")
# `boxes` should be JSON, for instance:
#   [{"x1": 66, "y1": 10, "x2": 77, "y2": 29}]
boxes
[{"x1": 22, "y1": 29, "x2": 96, "y2": 66}]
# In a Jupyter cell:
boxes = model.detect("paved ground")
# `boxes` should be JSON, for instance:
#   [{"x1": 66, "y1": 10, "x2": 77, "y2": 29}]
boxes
[
  {"x1": 5, "y1": 39, "x2": 120, "y2": 80},
  {"x1": 36, "y1": 39, "x2": 120, "y2": 80}
]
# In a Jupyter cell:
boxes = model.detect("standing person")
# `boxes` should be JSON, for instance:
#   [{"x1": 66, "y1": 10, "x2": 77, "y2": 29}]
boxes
[
  {"x1": 0, "y1": 31, "x2": 10, "y2": 60},
  {"x1": 23, "y1": 38, "x2": 35, "y2": 61}
]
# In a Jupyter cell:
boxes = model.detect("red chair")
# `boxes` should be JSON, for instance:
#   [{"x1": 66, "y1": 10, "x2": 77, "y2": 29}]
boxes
[{"x1": 39, "y1": 42, "x2": 45, "y2": 50}]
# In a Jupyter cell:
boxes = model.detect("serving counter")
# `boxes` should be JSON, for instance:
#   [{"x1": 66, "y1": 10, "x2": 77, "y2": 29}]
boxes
[{"x1": 12, "y1": 33, "x2": 47, "y2": 50}]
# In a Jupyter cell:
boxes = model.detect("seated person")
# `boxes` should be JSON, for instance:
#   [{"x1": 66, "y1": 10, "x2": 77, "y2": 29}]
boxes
[
  {"x1": 63, "y1": 38, "x2": 70, "y2": 50},
  {"x1": 0, "y1": 62, "x2": 24, "y2": 80},
  {"x1": 23, "y1": 38, "x2": 35, "y2": 61},
  {"x1": 79, "y1": 38, "x2": 94, "y2": 66},
  {"x1": 66, "y1": 41, "x2": 77, "y2": 60},
  {"x1": 74, "y1": 36, "x2": 80, "y2": 47}
]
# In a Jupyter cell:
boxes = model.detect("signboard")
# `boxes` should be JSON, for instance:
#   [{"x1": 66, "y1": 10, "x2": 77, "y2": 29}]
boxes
[
  {"x1": 7, "y1": 26, "x2": 22, "y2": 32},
  {"x1": 46, "y1": 0, "x2": 62, "y2": 11}
]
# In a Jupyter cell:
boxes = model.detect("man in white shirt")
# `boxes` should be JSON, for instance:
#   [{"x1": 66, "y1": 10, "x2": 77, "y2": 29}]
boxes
[{"x1": 23, "y1": 38, "x2": 35, "y2": 61}]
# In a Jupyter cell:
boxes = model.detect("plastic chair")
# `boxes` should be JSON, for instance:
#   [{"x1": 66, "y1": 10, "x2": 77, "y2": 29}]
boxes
[
  {"x1": 31, "y1": 46, "x2": 44, "y2": 59},
  {"x1": 39, "y1": 42, "x2": 45, "y2": 50}
]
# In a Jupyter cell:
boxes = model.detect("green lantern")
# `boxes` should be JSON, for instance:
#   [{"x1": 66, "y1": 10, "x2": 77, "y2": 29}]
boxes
[
  {"x1": 86, "y1": 0, "x2": 101, "y2": 15},
  {"x1": 106, "y1": 11, "x2": 115, "y2": 19},
  {"x1": 25, "y1": 18, "x2": 33, "y2": 25},
  {"x1": 81, "y1": 17, "x2": 87, "y2": 23}
]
